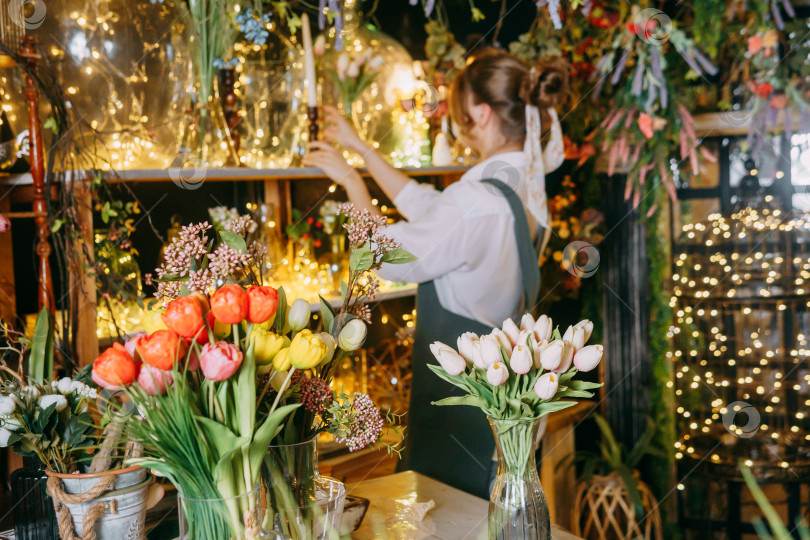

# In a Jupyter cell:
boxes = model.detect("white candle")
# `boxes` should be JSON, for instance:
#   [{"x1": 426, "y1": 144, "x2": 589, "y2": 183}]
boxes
[{"x1": 301, "y1": 13, "x2": 318, "y2": 107}]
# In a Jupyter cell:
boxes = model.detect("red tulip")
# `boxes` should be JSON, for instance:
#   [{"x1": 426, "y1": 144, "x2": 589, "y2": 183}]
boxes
[
  {"x1": 92, "y1": 343, "x2": 139, "y2": 390},
  {"x1": 199, "y1": 342, "x2": 244, "y2": 381},
  {"x1": 210, "y1": 284, "x2": 248, "y2": 324},
  {"x1": 139, "y1": 330, "x2": 186, "y2": 371},
  {"x1": 246, "y1": 286, "x2": 279, "y2": 324},
  {"x1": 162, "y1": 295, "x2": 207, "y2": 339}
]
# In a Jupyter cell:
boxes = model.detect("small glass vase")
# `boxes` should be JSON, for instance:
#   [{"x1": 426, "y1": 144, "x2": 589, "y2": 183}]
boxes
[
  {"x1": 488, "y1": 417, "x2": 550, "y2": 540},
  {"x1": 178, "y1": 484, "x2": 270, "y2": 540},
  {"x1": 263, "y1": 438, "x2": 346, "y2": 540},
  {"x1": 10, "y1": 464, "x2": 60, "y2": 540},
  {"x1": 175, "y1": 82, "x2": 240, "y2": 169}
]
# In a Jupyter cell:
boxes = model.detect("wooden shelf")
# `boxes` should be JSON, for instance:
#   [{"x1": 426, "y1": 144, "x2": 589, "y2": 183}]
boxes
[{"x1": 0, "y1": 165, "x2": 469, "y2": 186}]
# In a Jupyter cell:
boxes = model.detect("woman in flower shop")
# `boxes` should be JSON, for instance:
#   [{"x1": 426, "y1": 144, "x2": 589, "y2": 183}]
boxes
[{"x1": 303, "y1": 50, "x2": 568, "y2": 497}]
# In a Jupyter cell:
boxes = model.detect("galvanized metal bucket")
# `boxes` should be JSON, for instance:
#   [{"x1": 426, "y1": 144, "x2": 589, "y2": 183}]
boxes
[{"x1": 46, "y1": 466, "x2": 150, "y2": 540}]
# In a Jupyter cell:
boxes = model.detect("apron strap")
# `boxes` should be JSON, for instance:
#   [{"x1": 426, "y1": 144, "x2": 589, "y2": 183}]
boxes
[{"x1": 480, "y1": 178, "x2": 541, "y2": 312}]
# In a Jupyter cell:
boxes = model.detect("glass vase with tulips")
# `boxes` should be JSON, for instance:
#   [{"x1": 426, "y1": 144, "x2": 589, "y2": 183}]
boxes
[{"x1": 428, "y1": 314, "x2": 605, "y2": 540}]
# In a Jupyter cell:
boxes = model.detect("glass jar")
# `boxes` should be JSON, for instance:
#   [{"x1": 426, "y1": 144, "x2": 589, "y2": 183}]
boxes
[
  {"x1": 264, "y1": 438, "x2": 346, "y2": 540},
  {"x1": 234, "y1": 23, "x2": 306, "y2": 168},
  {"x1": 488, "y1": 417, "x2": 550, "y2": 540},
  {"x1": 178, "y1": 484, "x2": 272, "y2": 540},
  {"x1": 10, "y1": 463, "x2": 60, "y2": 540},
  {"x1": 316, "y1": 0, "x2": 425, "y2": 167},
  {"x1": 18, "y1": 0, "x2": 194, "y2": 169}
]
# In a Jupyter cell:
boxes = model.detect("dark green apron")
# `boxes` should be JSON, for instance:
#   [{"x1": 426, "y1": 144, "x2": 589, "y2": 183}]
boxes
[{"x1": 398, "y1": 178, "x2": 541, "y2": 498}]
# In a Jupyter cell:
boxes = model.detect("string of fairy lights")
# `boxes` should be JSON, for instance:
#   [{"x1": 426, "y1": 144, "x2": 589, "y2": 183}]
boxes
[{"x1": 669, "y1": 194, "x2": 810, "y2": 471}]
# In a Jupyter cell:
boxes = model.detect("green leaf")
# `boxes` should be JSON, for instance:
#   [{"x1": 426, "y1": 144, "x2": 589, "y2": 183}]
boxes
[
  {"x1": 51, "y1": 219, "x2": 65, "y2": 233},
  {"x1": 235, "y1": 339, "x2": 257, "y2": 438},
  {"x1": 616, "y1": 465, "x2": 645, "y2": 519},
  {"x1": 319, "y1": 295, "x2": 336, "y2": 334},
  {"x1": 248, "y1": 403, "x2": 301, "y2": 475},
  {"x1": 593, "y1": 414, "x2": 623, "y2": 465},
  {"x1": 43, "y1": 117, "x2": 58, "y2": 134},
  {"x1": 219, "y1": 230, "x2": 248, "y2": 254},
  {"x1": 380, "y1": 248, "x2": 417, "y2": 265},
  {"x1": 27, "y1": 309, "x2": 53, "y2": 382},
  {"x1": 349, "y1": 243, "x2": 375, "y2": 272},
  {"x1": 432, "y1": 395, "x2": 487, "y2": 408},
  {"x1": 274, "y1": 287, "x2": 288, "y2": 334},
  {"x1": 195, "y1": 416, "x2": 239, "y2": 460}
]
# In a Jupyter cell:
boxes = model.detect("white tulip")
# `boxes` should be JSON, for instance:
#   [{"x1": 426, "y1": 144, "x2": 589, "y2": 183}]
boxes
[
  {"x1": 533, "y1": 315, "x2": 553, "y2": 342},
  {"x1": 534, "y1": 372, "x2": 559, "y2": 400},
  {"x1": 479, "y1": 335, "x2": 504, "y2": 368},
  {"x1": 555, "y1": 341, "x2": 575, "y2": 373},
  {"x1": 509, "y1": 344, "x2": 533, "y2": 375},
  {"x1": 574, "y1": 344, "x2": 604, "y2": 372},
  {"x1": 288, "y1": 299, "x2": 311, "y2": 332},
  {"x1": 346, "y1": 61, "x2": 360, "y2": 78},
  {"x1": 338, "y1": 319, "x2": 367, "y2": 351},
  {"x1": 0, "y1": 417, "x2": 22, "y2": 447},
  {"x1": 38, "y1": 394, "x2": 68, "y2": 413},
  {"x1": 490, "y1": 329, "x2": 513, "y2": 356},
  {"x1": 336, "y1": 53, "x2": 350, "y2": 81},
  {"x1": 429, "y1": 342, "x2": 467, "y2": 376},
  {"x1": 0, "y1": 395, "x2": 19, "y2": 415},
  {"x1": 368, "y1": 55, "x2": 385, "y2": 70},
  {"x1": 0, "y1": 426, "x2": 13, "y2": 447},
  {"x1": 502, "y1": 318, "x2": 520, "y2": 346},
  {"x1": 457, "y1": 332, "x2": 479, "y2": 363},
  {"x1": 537, "y1": 340, "x2": 564, "y2": 371},
  {"x1": 576, "y1": 320, "x2": 594, "y2": 342},
  {"x1": 470, "y1": 340, "x2": 486, "y2": 369},
  {"x1": 517, "y1": 329, "x2": 534, "y2": 349},
  {"x1": 564, "y1": 325, "x2": 587, "y2": 352},
  {"x1": 520, "y1": 313, "x2": 536, "y2": 332},
  {"x1": 532, "y1": 339, "x2": 547, "y2": 369},
  {"x1": 486, "y1": 362, "x2": 509, "y2": 386}
]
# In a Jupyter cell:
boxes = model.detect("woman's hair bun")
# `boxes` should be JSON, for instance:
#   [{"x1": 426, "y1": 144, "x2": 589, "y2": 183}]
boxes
[{"x1": 519, "y1": 56, "x2": 569, "y2": 109}]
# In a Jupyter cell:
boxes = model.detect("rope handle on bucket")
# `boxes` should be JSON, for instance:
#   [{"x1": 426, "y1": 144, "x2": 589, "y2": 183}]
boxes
[{"x1": 47, "y1": 475, "x2": 118, "y2": 540}]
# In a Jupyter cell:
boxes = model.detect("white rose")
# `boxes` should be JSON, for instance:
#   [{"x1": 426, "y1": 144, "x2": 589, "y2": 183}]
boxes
[
  {"x1": 21, "y1": 386, "x2": 41, "y2": 399},
  {"x1": 338, "y1": 319, "x2": 367, "y2": 351},
  {"x1": 38, "y1": 394, "x2": 68, "y2": 412},
  {"x1": 57, "y1": 377, "x2": 74, "y2": 395}
]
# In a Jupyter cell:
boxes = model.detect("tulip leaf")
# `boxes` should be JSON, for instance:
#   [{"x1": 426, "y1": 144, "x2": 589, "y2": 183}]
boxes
[
  {"x1": 236, "y1": 339, "x2": 257, "y2": 438},
  {"x1": 432, "y1": 395, "x2": 487, "y2": 409},
  {"x1": 274, "y1": 287, "x2": 288, "y2": 334},
  {"x1": 195, "y1": 415, "x2": 239, "y2": 459},
  {"x1": 566, "y1": 380, "x2": 603, "y2": 391},
  {"x1": 249, "y1": 403, "x2": 300, "y2": 475},
  {"x1": 554, "y1": 388, "x2": 595, "y2": 399},
  {"x1": 319, "y1": 295, "x2": 335, "y2": 334},
  {"x1": 27, "y1": 308, "x2": 53, "y2": 382},
  {"x1": 219, "y1": 230, "x2": 248, "y2": 254},
  {"x1": 552, "y1": 327, "x2": 562, "y2": 340},
  {"x1": 349, "y1": 243, "x2": 374, "y2": 272},
  {"x1": 427, "y1": 364, "x2": 476, "y2": 393},
  {"x1": 533, "y1": 400, "x2": 578, "y2": 417},
  {"x1": 380, "y1": 248, "x2": 417, "y2": 265}
]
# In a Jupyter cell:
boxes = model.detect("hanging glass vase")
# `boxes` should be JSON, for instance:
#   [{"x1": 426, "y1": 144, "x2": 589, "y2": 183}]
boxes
[
  {"x1": 263, "y1": 438, "x2": 346, "y2": 540},
  {"x1": 233, "y1": 22, "x2": 306, "y2": 168},
  {"x1": 178, "y1": 484, "x2": 272, "y2": 540},
  {"x1": 488, "y1": 417, "x2": 550, "y2": 540},
  {"x1": 13, "y1": 0, "x2": 194, "y2": 170},
  {"x1": 316, "y1": 0, "x2": 424, "y2": 167}
]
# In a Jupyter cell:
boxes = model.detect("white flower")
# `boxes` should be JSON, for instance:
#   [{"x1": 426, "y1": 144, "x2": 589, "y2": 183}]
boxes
[
  {"x1": 21, "y1": 386, "x2": 40, "y2": 399},
  {"x1": 368, "y1": 55, "x2": 384, "y2": 70},
  {"x1": 0, "y1": 417, "x2": 21, "y2": 447},
  {"x1": 534, "y1": 372, "x2": 559, "y2": 400},
  {"x1": 533, "y1": 315, "x2": 553, "y2": 342},
  {"x1": 0, "y1": 395, "x2": 19, "y2": 415},
  {"x1": 479, "y1": 335, "x2": 504, "y2": 368},
  {"x1": 38, "y1": 394, "x2": 68, "y2": 412},
  {"x1": 429, "y1": 342, "x2": 467, "y2": 376},
  {"x1": 486, "y1": 362, "x2": 509, "y2": 386},
  {"x1": 288, "y1": 299, "x2": 311, "y2": 332},
  {"x1": 574, "y1": 344, "x2": 603, "y2": 372},
  {"x1": 490, "y1": 329, "x2": 513, "y2": 356},
  {"x1": 57, "y1": 377, "x2": 74, "y2": 395},
  {"x1": 509, "y1": 344, "x2": 533, "y2": 375},
  {"x1": 520, "y1": 313, "x2": 535, "y2": 332},
  {"x1": 501, "y1": 319, "x2": 520, "y2": 346},
  {"x1": 457, "y1": 332, "x2": 479, "y2": 363}
]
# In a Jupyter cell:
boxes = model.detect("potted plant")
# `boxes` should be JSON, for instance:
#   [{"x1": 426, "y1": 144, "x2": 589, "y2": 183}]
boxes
[{"x1": 571, "y1": 414, "x2": 664, "y2": 540}]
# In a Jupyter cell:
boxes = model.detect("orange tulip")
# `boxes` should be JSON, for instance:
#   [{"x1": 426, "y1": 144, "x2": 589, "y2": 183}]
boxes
[
  {"x1": 92, "y1": 343, "x2": 139, "y2": 390},
  {"x1": 194, "y1": 312, "x2": 216, "y2": 345},
  {"x1": 246, "y1": 286, "x2": 279, "y2": 324},
  {"x1": 210, "y1": 284, "x2": 248, "y2": 324},
  {"x1": 139, "y1": 330, "x2": 186, "y2": 371},
  {"x1": 162, "y1": 295, "x2": 207, "y2": 339}
]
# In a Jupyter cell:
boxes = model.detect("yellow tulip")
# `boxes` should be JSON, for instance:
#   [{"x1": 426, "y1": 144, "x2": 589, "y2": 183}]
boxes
[
  {"x1": 214, "y1": 318, "x2": 231, "y2": 339},
  {"x1": 288, "y1": 330, "x2": 327, "y2": 370},
  {"x1": 253, "y1": 330, "x2": 288, "y2": 366},
  {"x1": 272, "y1": 348, "x2": 291, "y2": 371}
]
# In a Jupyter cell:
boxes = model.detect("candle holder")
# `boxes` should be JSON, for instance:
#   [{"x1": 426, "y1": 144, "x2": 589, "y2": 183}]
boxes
[{"x1": 308, "y1": 106, "x2": 319, "y2": 142}]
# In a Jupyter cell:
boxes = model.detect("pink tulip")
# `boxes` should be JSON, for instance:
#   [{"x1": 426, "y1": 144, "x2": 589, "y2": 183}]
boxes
[
  {"x1": 574, "y1": 344, "x2": 604, "y2": 372},
  {"x1": 486, "y1": 362, "x2": 509, "y2": 386},
  {"x1": 137, "y1": 364, "x2": 173, "y2": 395},
  {"x1": 457, "y1": 332, "x2": 479, "y2": 363},
  {"x1": 554, "y1": 341, "x2": 575, "y2": 373},
  {"x1": 479, "y1": 335, "x2": 504, "y2": 368},
  {"x1": 490, "y1": 329, "x2": 513, "y2": 356},
  {"x1": 125, "y1": 332, "x2": 147, "y2": 360},
  {"x1": 534, "y1": 372, "x2": 558, "y2": 400},
  {"x1": 199, "y1": 342, "x2": 243, "y2": 381},
  {"x1": 519, "y1": 313, "x2": 535, "y2": 332},
  {"x1": 538, "y1": 340, "x2": 564, "y2": 371},
  {"x1": 532, "y1": 315, "x2": 553, "y2": 342},
  {"x1": 186, "y1": 347, "x2": 200, "y2": 372}
]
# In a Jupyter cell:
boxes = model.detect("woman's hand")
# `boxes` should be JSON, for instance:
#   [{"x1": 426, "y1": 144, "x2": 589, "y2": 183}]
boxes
[
  {"x1": 321, "y1": 105, "x2": 366, "y2": 152},
  {"x1": 303, "y1": 141, "x2": 361, "y2": 186}
]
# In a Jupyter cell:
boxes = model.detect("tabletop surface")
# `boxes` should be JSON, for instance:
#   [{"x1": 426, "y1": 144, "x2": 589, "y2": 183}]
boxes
[{"x1": 348, "y1": 471, "x2": 582, "y2": 540}]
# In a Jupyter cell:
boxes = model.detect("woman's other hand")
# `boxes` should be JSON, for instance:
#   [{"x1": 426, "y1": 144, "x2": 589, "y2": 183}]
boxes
[
  {"x1": 303, "y1": 141, "x2": 360, "y2": 186},
  {"x1": 321, "y1": 105, "x2": 365, "y2": 152}
]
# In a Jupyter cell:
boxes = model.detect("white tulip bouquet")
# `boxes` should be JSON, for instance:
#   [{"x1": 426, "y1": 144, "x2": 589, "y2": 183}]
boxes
[{"x1": 428, "y1": 314, "x2": 603, "y2": 419}]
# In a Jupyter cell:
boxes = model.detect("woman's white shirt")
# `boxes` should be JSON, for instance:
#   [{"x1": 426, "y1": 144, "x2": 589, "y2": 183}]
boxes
[{"x1": 375, "y1": 151, "x2": 535, "y2": 327}]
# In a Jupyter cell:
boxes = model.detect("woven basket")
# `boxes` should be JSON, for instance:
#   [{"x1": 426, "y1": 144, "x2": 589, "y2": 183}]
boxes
[{"x1": 571, "y1": 472, "x2": 663, "y2": 540}]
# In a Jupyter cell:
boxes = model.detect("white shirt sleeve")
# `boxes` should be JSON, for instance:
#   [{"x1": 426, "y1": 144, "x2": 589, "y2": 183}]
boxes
[
  {"x1": 376, "y1": 189, "x2": 471, "y2": 284},
  {"x1": 392, "y1": 180, "x2": 441, "y2": 221}
]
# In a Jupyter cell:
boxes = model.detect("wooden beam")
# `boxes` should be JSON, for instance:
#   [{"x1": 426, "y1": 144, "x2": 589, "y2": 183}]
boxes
[
  {"x1": 70, "y1": 177, "x2": 98, "y2": 366},
  {"x1": 0, "y1": 187, "x2": 16, "y2": 322}
]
